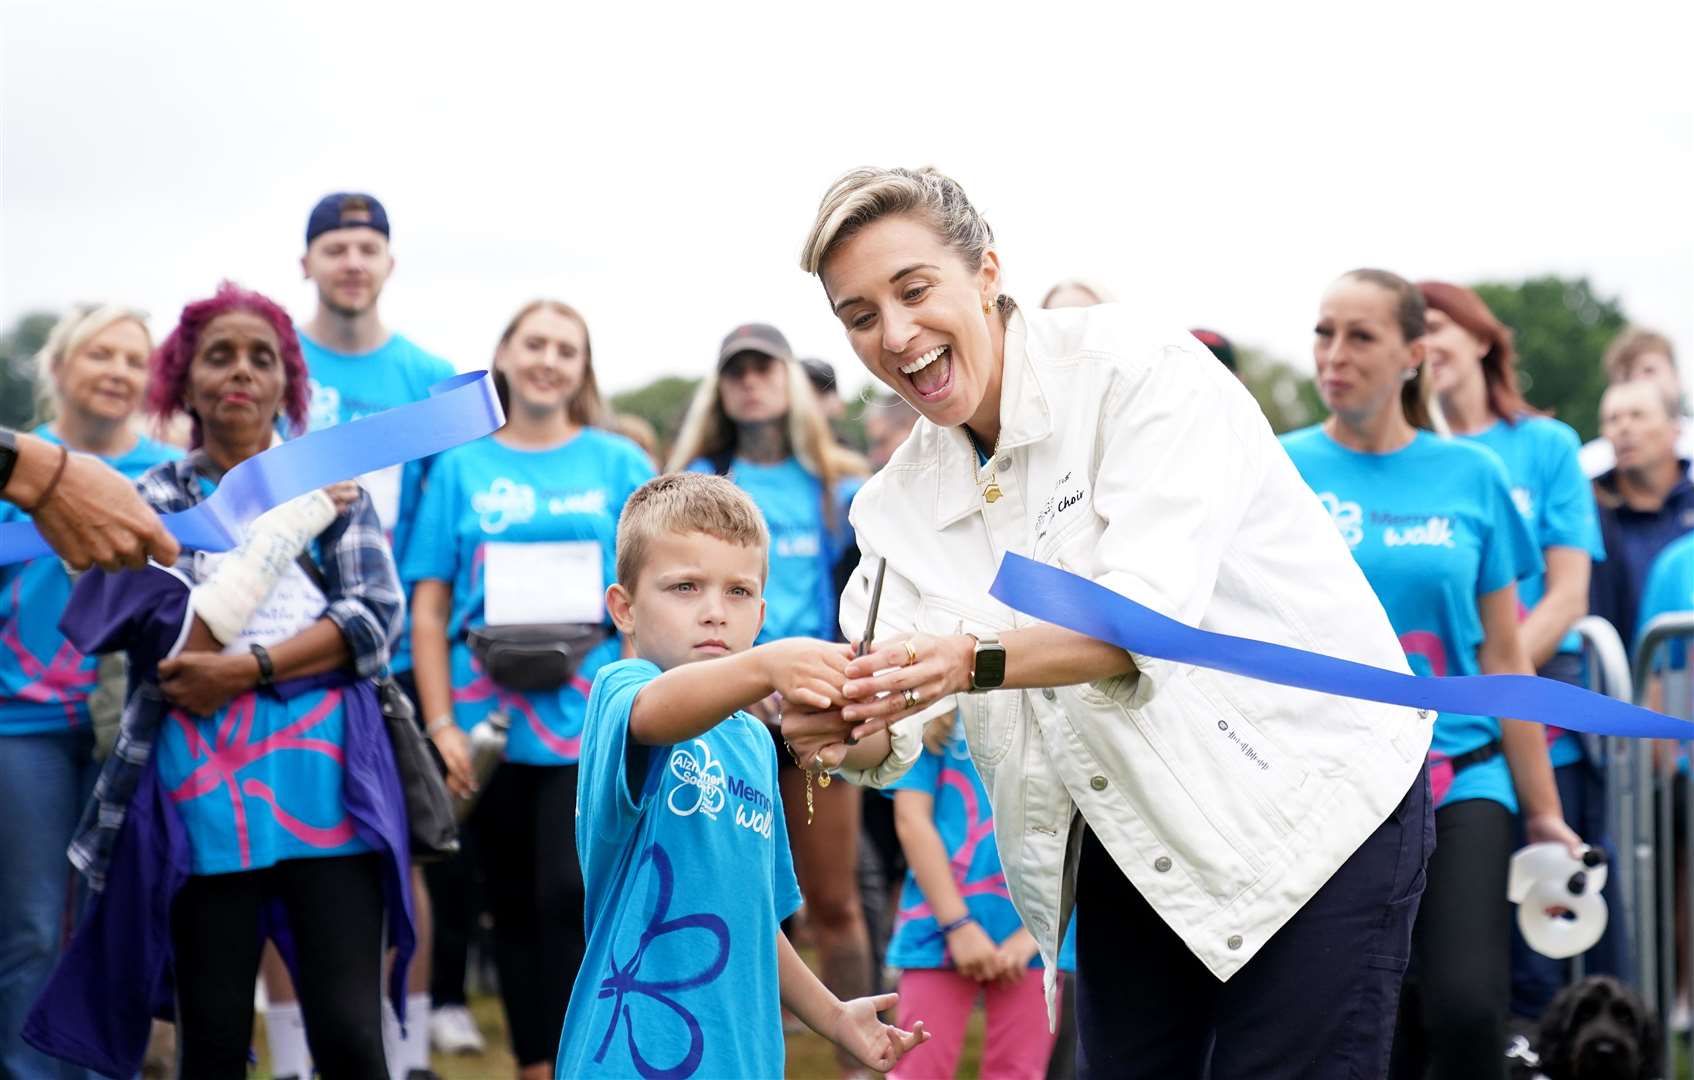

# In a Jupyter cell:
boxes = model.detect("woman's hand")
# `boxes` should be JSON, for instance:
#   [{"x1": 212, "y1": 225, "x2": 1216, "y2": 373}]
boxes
[
  {"x1": 780, "y1": 705, "x2": 855, "y2": 773},
  {"x1": 755, "y1": 638, "x2": 854, "y2": 712},
  {"x1": 827, "y1": 993, "x2": 928, "y2": 1074},
  {"x1": 323, "y1": 480, "x2": 361, "y2": 515},
  {"x1": 431, "y1": 722, "x2": 476, "y2": 799},
  {"x1": 1524, "y1": 812, "x2": 1584, "y2": 860},
  {"x1": 841, "y1": 633, "x2": 973, "y2": 742},
  {"x1": 157, "y1": 651, "x2": 259, "y2": 715},
  {"x1": 991, "y1": 928, "x2": 1040, "y2": 986},
  {"x1": 944, "y1": 919, "x2": 1002, "y2": 983}
]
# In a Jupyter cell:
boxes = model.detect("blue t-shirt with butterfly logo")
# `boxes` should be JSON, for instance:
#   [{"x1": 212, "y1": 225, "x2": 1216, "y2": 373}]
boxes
[
  {"x1": 1282, "y1": 426, "x2": 1541, "y2": 811},
  {"x1": 559, "y1": 658, "x2": 802, "y2": 1080}
]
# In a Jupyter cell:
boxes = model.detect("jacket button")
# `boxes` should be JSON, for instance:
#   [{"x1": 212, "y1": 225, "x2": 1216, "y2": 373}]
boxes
[
  {"x1": 1154, "y1": 856, "x2": 1172, "y2": 872},
  {"x1": 1090, "y1": 775, "x2": 1107, "y2": 792},
  {"x1": 996, "y1": 456, "x2": 1010, "y2": 473},
  {"x1": 1416, "y1": 709, "x2": 1430, "y2": 719},
  {"x1": 1227, "y1": 934, "x2": 1243, "y2": 951},
  {"x1": 1042, "y1": 688, "x2": 1057, "y2": 701}
]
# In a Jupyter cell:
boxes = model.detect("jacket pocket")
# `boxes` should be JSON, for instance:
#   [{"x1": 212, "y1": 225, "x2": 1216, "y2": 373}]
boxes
[
  {"x1": 1181, "y1": 670, "x2": 1312, "y2": 838},
  {"x1": 915, "y1": 596, "x2": 1017, "y2": 767}
]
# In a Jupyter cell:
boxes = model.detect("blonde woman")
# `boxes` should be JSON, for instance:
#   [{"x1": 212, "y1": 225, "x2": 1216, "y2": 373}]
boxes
[
  {"x1": 781, "y1": 167, "x2": 1437, "y2": 1079},
  {"x1": 0, "y1": 305, "x2": 179, "y2": 1080},
  {"x1": 667, "y1": 323, "x2": 873, "y2": 1075}
]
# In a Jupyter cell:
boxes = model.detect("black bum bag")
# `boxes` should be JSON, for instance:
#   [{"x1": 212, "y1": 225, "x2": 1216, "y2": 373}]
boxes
[{"x1": 466, "y1": 623, "x2": 609, "y2": 692}]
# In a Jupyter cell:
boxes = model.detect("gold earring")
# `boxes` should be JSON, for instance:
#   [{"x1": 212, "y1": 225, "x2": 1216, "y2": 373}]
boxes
[{"x1": 983, "y1": 298, "x2": 994, "y2": 314}]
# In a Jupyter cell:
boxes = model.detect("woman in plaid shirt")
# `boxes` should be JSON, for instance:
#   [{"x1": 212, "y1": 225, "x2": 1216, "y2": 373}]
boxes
[{"x1": 23, "y1": 282, "x2": 411, "y2": 1080}]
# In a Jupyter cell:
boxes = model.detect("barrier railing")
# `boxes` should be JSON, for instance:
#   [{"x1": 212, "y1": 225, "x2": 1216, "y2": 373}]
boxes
[{"x1": 1626, "y1": 611, "x2": 1694, "y2": 1072}]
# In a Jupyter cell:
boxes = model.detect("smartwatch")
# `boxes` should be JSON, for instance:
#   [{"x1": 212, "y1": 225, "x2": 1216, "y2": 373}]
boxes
[
  {"x1": 0, "y1": 429, "x2": 20, "y2": 496},
  {"x1": 968, "y1": 632, "x2": 1007, "y2": 692}
]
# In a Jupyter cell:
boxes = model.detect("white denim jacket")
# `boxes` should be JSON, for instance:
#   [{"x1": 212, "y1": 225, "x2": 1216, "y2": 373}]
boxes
[{"x1": 839, "y1": 304, "x2": 1431, "y2": 1015}]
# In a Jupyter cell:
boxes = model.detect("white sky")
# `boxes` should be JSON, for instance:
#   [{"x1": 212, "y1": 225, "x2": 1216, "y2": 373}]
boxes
[{"x1": 3, "y1": 1, "x2": 1690, "y2": 412}]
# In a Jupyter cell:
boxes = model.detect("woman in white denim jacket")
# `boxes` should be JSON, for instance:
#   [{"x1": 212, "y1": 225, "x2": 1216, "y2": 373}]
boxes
[{"x1": 780, "y1": 167, "x2": 1436, "y2": 1080}]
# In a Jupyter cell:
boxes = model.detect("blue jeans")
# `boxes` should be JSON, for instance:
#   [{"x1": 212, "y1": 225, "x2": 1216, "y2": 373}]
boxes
[{"x1": 0, "y1": 728, "x2": 101, "y2": 1080}]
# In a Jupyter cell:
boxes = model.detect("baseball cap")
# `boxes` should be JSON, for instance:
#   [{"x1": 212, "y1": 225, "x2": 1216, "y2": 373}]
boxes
[
  {"x1": 1190, "y1": 328, "x2": 1238, "y2": 372},
  {"x1": 306, "y1": 193, "x2": 390, "y2": 246},
  {"x1": 717, "y1": 323, "x2": 793, "y2": 371},
  {"x1": 799, "y1": 357, "x2": 837, "y2": 395}
]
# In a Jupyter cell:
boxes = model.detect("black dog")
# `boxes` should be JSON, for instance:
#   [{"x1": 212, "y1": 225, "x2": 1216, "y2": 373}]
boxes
[{"x1": 1536, "y1": 976, "x2": 1661, "y2": 1080}]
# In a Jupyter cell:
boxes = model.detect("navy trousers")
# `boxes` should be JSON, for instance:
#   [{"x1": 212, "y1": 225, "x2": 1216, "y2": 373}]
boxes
[{"x1": 1075, "y1": 768, "x2": 1431, "y2": 1080}]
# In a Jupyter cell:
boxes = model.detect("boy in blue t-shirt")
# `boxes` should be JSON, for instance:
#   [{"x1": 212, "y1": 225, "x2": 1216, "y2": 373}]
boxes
[{"x1": 559, "y1": 472, "x2": 928, "y2": 1079}]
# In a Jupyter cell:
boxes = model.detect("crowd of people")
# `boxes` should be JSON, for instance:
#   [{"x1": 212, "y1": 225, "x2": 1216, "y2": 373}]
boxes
[{"x1": 0, "y1": 169, "x2": 1687, "y2": 1080}]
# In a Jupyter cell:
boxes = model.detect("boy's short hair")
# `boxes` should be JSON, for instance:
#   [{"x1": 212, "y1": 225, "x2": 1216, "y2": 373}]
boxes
[
  {"x1": 1603, "y1": 326, "x2": 1677, "y2": 384},
  {"x1": 616, "y1": 473, "x2": 770, "y2": 591}
]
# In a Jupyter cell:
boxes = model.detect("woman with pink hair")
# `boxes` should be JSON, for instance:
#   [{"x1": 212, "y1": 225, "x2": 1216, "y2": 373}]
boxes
[{"x1": 25, "y1": 283, "x2": 411, "y2": 1080}]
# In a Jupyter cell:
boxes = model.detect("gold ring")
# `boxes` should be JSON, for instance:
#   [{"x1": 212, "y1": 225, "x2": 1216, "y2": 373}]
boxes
[
  {"x1": 903, "y1": 687, "x2": 921, "y2": 708},
  {"x1": 903, "y1": 641, "x2": 919, "y2": 666}
]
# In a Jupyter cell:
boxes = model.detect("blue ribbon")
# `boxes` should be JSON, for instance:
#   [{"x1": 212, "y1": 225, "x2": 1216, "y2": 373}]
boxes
[
  {"x1": 0, "y1": 372, "x2": 503, "y2": 564},
  {"x1": 989, "y1": 553, "x2": 1691, "y2": 739}
]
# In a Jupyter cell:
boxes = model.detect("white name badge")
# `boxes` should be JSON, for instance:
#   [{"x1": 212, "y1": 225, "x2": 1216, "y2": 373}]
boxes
[
  {"x1": 195, "y1": 553, "x2": 330, "y2": 654},
  {"x1": 360, "y1": 465, "x2": 403, "y2": 531},
  {"x1": 483, "y1": 541, "x2": 604, "y2": 626}
]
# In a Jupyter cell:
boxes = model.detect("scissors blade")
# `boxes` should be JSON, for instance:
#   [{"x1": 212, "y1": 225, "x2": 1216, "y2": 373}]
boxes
[{"x1": 858, "y1": 557, "x2": 888, "y2": 658}]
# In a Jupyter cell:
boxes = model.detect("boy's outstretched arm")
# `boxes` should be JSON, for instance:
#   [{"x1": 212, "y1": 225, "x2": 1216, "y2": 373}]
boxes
[
  {"x1": 777, "y1": 930, "x2": 928, "y2": 1073},
  {"x1": 629, "y1": 638, "x2": 854, "y2": 747}
]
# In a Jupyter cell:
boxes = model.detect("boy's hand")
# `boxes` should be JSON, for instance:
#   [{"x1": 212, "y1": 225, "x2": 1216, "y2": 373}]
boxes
[
  {"x1": 991, "y1": 928, "x2": 1040, "y2": 985},
  {"x1": 829, "y1": 993, "x2": 928, "y2": 1074},
  {"x1": 756, "y1": 638, "x2": 853, "y2": 711},
  {"x1": 945, "y1": 920, "x2": 1001, "y2": 983}
]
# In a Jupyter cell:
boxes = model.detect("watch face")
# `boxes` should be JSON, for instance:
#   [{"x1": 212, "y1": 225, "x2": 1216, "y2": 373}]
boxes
[{"x1": 974, "y1": 644, "x2": 1007, "y2": 689}]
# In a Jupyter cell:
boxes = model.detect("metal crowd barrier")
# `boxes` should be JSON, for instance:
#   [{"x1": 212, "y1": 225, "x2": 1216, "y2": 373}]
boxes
[{"x1": 1608, "y1": 610, "x2": 1694, "y2": 1074}]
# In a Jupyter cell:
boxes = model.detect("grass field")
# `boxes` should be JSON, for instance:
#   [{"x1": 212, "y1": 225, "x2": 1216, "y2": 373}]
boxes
[{"x1": 245, "y1": 988, "x2": 985, "y2": 1079}]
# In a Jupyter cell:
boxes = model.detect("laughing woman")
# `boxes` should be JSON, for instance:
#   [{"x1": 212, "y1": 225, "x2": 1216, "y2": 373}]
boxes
[{"x1": 779, "y1": 167, "x2": 1434, "y2": 1080}]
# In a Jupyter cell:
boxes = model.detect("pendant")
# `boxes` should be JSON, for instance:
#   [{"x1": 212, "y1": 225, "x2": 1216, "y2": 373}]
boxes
[{"x1": 984, "y1": 484, "x2": 1003, "y2": 504}]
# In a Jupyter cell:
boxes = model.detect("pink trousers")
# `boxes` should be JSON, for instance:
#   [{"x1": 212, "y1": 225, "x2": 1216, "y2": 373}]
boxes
[{"x1": 891, "y1": 968, "x2": 1060, "y2": 1080}]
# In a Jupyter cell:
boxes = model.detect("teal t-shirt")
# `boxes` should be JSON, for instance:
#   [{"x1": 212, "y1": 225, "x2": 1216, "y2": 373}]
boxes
[
  {"x1": 559, "y1": 659, "x2": 802, "y2": 1080},
  {"x1": 1282, "y1": 426, "x2": 1542, "y2": 811},
  {"x1": 401, "y1": 431, "x2": 653, "y2": 765},
  {"x1": 687, "y1": 457, "x2": 857, "y2": 644},
  {"x1": 1640, "y1": 533, "x2": 1694, "y2": 671},
  {"x1": 885, "y1": 717, "x2": 1076, "y2": 973},
  {"x1": 299, "y1": 330, "x2": 457, "y2": 672},
  {"x1": 1462, "y1": 417, "x2": 1605, "y2": 767},
  {"x1": 0, "y1": 429, "x2": 180, "y2": 736}
]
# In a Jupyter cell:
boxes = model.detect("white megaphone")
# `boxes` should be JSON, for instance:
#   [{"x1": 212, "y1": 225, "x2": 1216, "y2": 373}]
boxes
[{"x1": 1507, "y1": 843, "x2": 1609, "y2": 960}]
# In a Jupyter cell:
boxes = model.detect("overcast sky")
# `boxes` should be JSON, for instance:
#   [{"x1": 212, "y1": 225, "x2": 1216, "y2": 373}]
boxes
[{"x1": 4, "y1": 1, "x2": 1689, "y2": 412}]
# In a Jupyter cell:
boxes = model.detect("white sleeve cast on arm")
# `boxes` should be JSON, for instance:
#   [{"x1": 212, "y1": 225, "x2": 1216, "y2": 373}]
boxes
[{"x1": 189, "y1": 490, "x2": 338, "y2": 645}]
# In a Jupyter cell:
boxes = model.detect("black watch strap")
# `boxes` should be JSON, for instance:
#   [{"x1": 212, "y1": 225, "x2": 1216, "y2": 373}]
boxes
[
  {"x1": 250, "y1": 643, "x2": 275, "y2": 687},
  {"x1": 0, "y1": 429, "x2": 20, "y2": 496}
]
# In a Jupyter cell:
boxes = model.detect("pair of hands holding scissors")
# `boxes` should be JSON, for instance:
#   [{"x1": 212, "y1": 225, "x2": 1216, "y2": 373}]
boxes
[{"x1": 778, "y1": 559, "x2": 978, "y2": 775}]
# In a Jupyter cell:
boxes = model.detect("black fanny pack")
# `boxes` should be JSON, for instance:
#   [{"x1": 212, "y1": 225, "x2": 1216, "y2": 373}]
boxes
[{"x1": 466, "y1": 623, "x2": 609, "y2": 692}]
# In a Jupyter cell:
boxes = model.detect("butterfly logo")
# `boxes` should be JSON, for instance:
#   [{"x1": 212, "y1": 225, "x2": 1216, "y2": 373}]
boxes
[
  {"x1": 666, "y1": 739, "x2": 726, "y2": 821},
  {"x1": 593, "y1": 842, "x2": 732, "y2": 1079}
]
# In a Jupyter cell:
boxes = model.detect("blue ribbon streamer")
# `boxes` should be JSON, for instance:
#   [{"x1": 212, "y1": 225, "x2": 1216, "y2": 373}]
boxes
[
  {"x1": 989, "y1": 553, "x2": 1692, "y2": 740},
  {"x1": 0, "y1": 371, "x2": 503, "y2": 564}
]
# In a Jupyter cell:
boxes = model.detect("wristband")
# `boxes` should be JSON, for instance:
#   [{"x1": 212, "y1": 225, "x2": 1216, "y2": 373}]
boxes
[
  {"x1": 426, "y1": 714, "x2": 455, "y2": 737},
  {"x1": 21, "y1": 444, "x2": 69, "y2": 513},
  {"x1": 249, "y1": 643, "x2": 274, "y2": 687},
  {"x1": 938, "y1": 914, "x2": 976, "y2": 937}
]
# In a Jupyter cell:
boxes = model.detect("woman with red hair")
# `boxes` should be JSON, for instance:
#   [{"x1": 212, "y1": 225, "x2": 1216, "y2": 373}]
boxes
[
  {"x1": 25, "y1": 283, "x2": 411, "y2": 1080},
  {"x1": 1418, "y1": 280, "x2": 1615, "y2": 1018}
]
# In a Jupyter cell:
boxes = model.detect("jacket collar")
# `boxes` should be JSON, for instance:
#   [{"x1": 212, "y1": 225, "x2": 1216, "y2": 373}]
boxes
[{"x1": 934, "y1": 308, "x2": 1054, "y2": 527}]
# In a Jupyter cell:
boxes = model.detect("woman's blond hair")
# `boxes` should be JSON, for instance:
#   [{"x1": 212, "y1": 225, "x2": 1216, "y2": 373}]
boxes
[
  {"x1": 492, "y1": 299, "x2": 610, "y2": 428},
  {"x1": 665, "y1": 355, "x2": 868, "y2": 527},
  {"x1": 32, "y1": 304, "x2": 151, "y2": 425},
  {"x1": 799, "y1": 165, "x2": 1016, "y2": 323}
]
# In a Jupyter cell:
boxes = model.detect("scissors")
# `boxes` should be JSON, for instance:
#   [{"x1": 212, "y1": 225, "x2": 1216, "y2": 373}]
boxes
[{"x1": 856, "y1": 557, "x2": 888, "y2": 659}]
